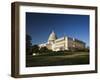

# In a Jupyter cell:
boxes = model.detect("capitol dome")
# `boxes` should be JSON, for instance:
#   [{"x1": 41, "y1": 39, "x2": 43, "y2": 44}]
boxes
[{"x1": 48, "y1": 31, "x2": 57, "y2": 42}]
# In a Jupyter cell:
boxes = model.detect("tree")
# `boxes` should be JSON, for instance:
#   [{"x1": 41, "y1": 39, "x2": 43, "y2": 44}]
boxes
[
  {"x1": 39, "y1": 47, "x2": 49, "y2": 53},
  {"x1": 32, "y1": 45, "x2": 39, "y2": 53},
  {"x1": 26, "y1": 34, "x2": 32, "y2": 55}
]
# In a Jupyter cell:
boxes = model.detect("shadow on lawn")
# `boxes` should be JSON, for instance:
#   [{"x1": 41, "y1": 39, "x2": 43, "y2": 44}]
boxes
[{"x1": 26, "y1": 52, "x2": 89, "y2": 67}]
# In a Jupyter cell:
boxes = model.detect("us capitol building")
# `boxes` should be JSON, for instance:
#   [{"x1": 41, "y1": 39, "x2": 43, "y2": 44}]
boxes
[{"x1": 39, "y1": 31, "x2": 86, "y2": 51}]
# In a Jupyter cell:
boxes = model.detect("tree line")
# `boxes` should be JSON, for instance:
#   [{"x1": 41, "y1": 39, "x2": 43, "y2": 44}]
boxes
[{"x1": 26, "y1": 34, "x2": 51, "y2": 55}]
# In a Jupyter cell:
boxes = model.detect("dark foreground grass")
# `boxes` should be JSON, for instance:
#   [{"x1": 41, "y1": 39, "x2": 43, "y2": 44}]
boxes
[{"x1": 26, "y1": 52, "x2": 89, "y2": 67}]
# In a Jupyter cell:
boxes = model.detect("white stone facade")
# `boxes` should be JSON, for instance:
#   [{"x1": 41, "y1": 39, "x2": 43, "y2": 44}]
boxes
[{"x1": 39, "y1": 31, "x2": 85, "y2": 51}]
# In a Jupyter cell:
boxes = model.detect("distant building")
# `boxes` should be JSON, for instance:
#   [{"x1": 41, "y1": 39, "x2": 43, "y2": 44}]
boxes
[{"x1": 39, "y1": 31, "x2": 85, "y2": 51}]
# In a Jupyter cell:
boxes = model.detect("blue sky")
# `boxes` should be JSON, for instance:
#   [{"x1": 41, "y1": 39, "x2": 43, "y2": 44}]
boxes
[{"x1": 26, "y1": 12, "x2": 89, "y2": 47}]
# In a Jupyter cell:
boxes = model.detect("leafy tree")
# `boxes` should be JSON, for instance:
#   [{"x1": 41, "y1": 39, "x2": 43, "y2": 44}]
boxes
[
  {"x1": 32, "y1": 45, "x2": 39, "y2": 53},
  {"x1": 39, "y1": 47, "x2": 49, "y2": 53},
  {"x1": 26, "y1": 34, "x2": 32, "y2": 55}
]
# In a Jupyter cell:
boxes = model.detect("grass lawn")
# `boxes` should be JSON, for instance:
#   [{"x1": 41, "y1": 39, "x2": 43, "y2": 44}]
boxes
[{"x1": 26, "y1": 52, "x2": 89, "y2": 67}]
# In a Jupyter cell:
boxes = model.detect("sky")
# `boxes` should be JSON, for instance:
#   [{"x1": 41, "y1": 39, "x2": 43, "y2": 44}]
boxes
[{"x1": 26, "y1": 12, "x2": 89, "y2": 47}]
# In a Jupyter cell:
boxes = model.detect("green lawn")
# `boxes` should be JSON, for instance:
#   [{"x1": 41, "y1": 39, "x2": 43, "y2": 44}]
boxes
[{"x1": 26, "y1": 52, "x2": 89, "y2": 67}]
